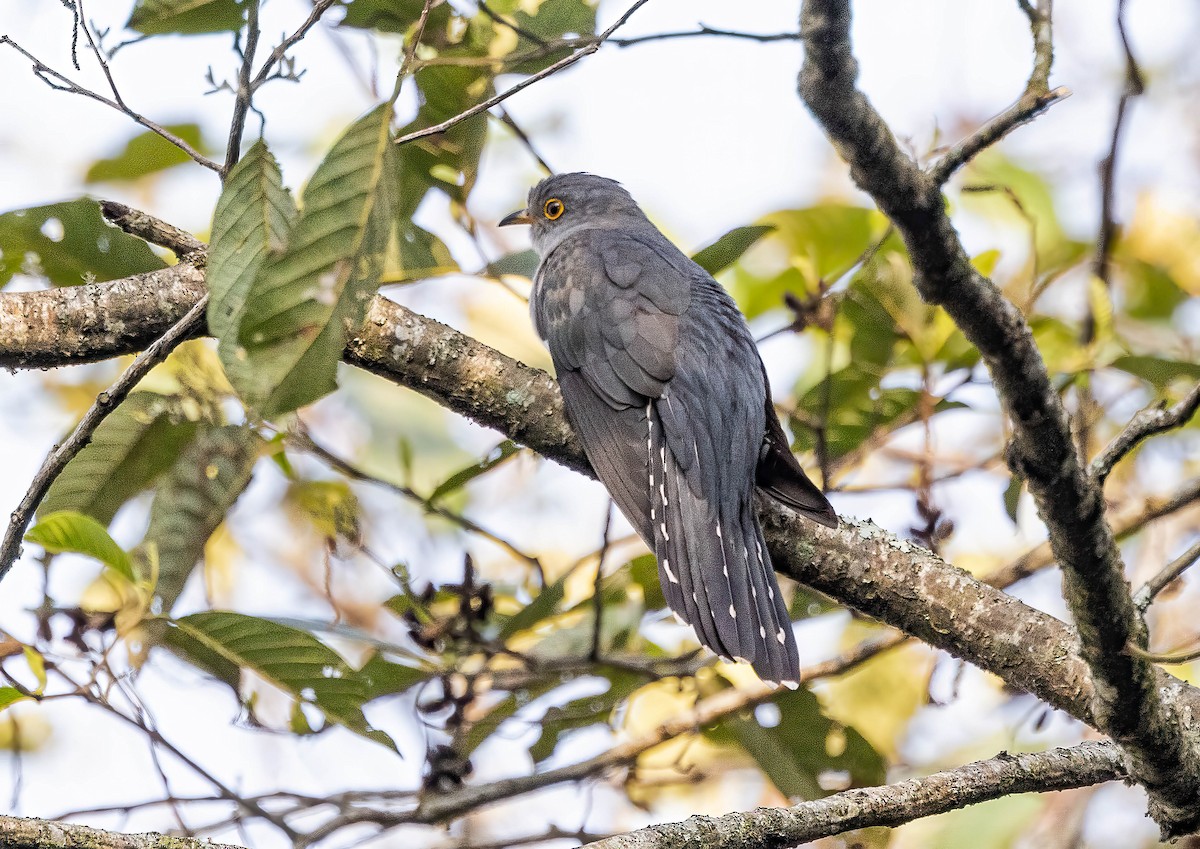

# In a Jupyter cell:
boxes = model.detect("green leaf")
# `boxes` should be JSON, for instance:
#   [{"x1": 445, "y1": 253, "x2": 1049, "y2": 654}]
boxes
[
  {"x1": 127, "y1": 0, "x2": 245, "y2": 34},
  {"x1": 502, "y1": 0, "x2": 597, "y2": 73},
  {"x1": 39, "y1": 392, "x2": 199, "y2": 526},
  {"x1": 489, "y1": 249, "x2": 538, "y2": 280},
  {"x1": 720, "y1": 686, "x2": 885, "y2": 799},
  {"x1": 627, "y1": 553, "x2": 665, "y2": 611},
  {"x1": 428, "y1": 441, "x2": 520, "y2": 503},
  {"x1": 234, "y1": 105, "x2": 394, "y2": 417},
  {"x1": 85, "y1": 125, "x2": 208, "y2": 183},
  {"x1": 1003, "y1": 474, "x2": 1023, "y2": 524},
  {"x1": 206, "y1": 140, "x2": 297, "y2": 395},
  {"x1": 25, "y1": 511, "x2": 135, "y2": 582},
  {"x1": 497, "y1": 575, "x2": 568, "y2": 640},
  {"x1": 286, "y1": 480, "x2": 361, "y2": 540},
  {"x1": 339, "y1": 0, "x2": 453, "y2": 33},
  {"x1": 0, "y1": 688, "x2": 30, "y2": 713},
  {"x1": 691, "y1": 225, "x2": 775, "y2": 276},
  {"x1": 22, "y1": 647, "x2": 46, "y2": 696},
  {"x1": 144, "y1": 426, "x2": 259, "y2": 612},
  {"x1": 166, "y1": 611, "x2": 396, "y2": 750},
  {"x1": 359, "y1": 653, "x2": 431, "y2": 700},
  {"x1": 1109, "y1": 355, "x2": 1200, "y2": 389},
  {"x1": 460, "y1": 677, "x2": 561, "y2": 756},
  {"x1": 529, "y1": 669, "x2": 642, "y2": 763},
  {"x1": 731, "y1": 206, "x2": 878, "y2": 319},
  {"x1": 0, "y1": 199, "x2": 166, "y2": 288}
]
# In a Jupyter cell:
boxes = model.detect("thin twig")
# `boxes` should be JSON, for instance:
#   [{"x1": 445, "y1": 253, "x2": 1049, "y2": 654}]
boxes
[
  {"x1": 0, "y1": 36, "x2": 220, "y2": 173},
  {"x1": 223, "y1": 0, "x2": 261, "y2": 175},
  {"x1": 590, "y1": 502, "x2": 614, "y2": 661},
  {"x1": 496, "y1": 107, "x2": 554, "y2": 174},
  {"x1": 0, "y1": 296, "x2": 210, "y2": 584},
  {"x1": 1134, "y1": 539, "x2": 1200, "y2": 612},
  {"x1": 1092, "y1": 0, "x2": 1145, "y2": 293},
  {"x1": 394, "y1": 0, "x2": 653, "y2": 147},
  {"x1": 248, "y1": 0, "x2": 339, "y2": 92},
  {"x1": 1091, "y1": 382, "x2": 1200, "y2": 484}
]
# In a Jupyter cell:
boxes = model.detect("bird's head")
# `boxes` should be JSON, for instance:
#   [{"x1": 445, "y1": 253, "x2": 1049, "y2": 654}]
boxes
[{"x1": 500, "y1": 172, "x2": 645, "y2": 254}]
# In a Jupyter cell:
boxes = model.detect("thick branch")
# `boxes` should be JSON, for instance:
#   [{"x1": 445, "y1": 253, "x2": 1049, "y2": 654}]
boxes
[
  {"x1": 582, "y1": 742, "x2": 1125, "y2": 849},
  {"x1": 6, "y1": 269, "x2": 1200, "y2": 739},
  {"x1": 797, "y1": 0, "x2": 1200, "y2": 834},
  {"x1": 0, "y1": 815, "x2": 244, "y2": 849}
]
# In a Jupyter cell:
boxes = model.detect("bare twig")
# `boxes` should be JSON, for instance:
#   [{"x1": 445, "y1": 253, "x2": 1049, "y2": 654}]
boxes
[
  {"x1": 1092, "y1": 0, "x2": 1145, "y2": 292},
  {"x1": 496, "y1": 107, "x2": 554, "y2": 174},
  {"x1": 0, "y1": 36, "x2": 220, "y2": 173},
  {"x1": 223, "y1": 0, "x2": 261, "y2": 175},
  {"x1": 248, "y1": 0, "x2": 338, "y2": 93},
  {"x1": 987, "y1": 476, "x2": 1200, "y2": 588},
  {"x1": 0, "y1": 296, "x2": 209, "y2": 583},
  {"x1": 1091, "y1": 382, "x2": 1200, "y2": 484},
  {"x1": 583, "y1": 742, "x2": 1124, "y2": 849},
  {"x1": 394, "y1": 0, "x2": 653, "y2": 147},
  {"x1": 1134, "y1": 539, "x2": 1200, "y2": 612},
  {"x1": 99, "y1": 200, "x2": 207, "y2": 262},
  {"x1": 590, "y1": 502, "x2": 614, "y2": 661}
]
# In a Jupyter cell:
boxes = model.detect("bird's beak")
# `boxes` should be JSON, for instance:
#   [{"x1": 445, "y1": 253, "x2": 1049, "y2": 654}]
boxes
[{"x1": 499, "y1": 208, "x2": 532, "y2": 227}]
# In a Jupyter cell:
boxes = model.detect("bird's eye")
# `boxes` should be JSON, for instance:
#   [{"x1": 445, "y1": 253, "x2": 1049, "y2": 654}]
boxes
[{"x1": 543, "y1": 198, "x2": 565, "y2": 220}]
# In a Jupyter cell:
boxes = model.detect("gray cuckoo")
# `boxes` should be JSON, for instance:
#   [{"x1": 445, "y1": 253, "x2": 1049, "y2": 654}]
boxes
[{"x1": 501, "y1": 173, "x2": 837, "y2": 684}]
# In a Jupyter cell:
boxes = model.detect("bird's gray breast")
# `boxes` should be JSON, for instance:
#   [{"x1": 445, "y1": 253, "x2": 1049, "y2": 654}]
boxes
[{"x1": 532, "y1": 229, "x2": 690, "y2": 407}]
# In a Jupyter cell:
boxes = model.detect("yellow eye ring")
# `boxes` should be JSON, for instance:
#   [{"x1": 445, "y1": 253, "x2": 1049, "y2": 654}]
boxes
[{"x1": 543, "y1": 198, "x2": 565, "y2": 220}]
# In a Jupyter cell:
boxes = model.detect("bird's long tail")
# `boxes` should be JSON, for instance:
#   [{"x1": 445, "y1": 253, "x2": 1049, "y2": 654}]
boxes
[{"x1": 647, "y1": 404, "x2": 800, "y2": 685}]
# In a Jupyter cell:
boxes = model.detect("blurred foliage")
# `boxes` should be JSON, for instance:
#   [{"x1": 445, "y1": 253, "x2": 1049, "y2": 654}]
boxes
[{"x1": 5, "y1": 2, "x2": 1200, "y2": 847}]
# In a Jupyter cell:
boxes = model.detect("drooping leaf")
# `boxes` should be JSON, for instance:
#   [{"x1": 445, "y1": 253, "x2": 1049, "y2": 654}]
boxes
[
  {"x1": 719, "y1": 685, "x2": 885, "y2": 799},
  {"x1": 1109, "y1": 354, "x2": 1200, "y2": 389},
  {"x1": 339, "y1": 0, "x2": 453, "y2": 33},
  {"x1": 692, "y1": 225, "x2": 775, "y2": 276},
  {"x1": 166, "y1": 611, "x2": 397, "y2": 750},
  {"x1": 25, "y1": 511, "x2": 135, "y2": 582},
  {"x1": 143, "y1": 425, "x2": 259, "y2": 612},
  {"x1": 234, "y1": 105, "x2": 394, "y2": 417},
  {"x1": 85, "y1": 125, "x2": 209, "y2": 183},
  {"x1": 428, "y1": 441, "x2": 520, "y2": 503},
  {"x1": 127, "y1": 0, "x2": 244, "y2": 34},
  {"x1": 39, "y1": 392, "x2": 199, "y2": 526},
  {"x1": 206, "y1": 139, "x2": 296, "y2": 396},
  {"x1": 359, "y1": 653, "x2": 431, "y2": 700},
  {"x1": 0, "y1": 199, "x2": 166, "y2": 288},
  {"x1": 0, "y1": 688, "x2": 30, "y2": 713}
]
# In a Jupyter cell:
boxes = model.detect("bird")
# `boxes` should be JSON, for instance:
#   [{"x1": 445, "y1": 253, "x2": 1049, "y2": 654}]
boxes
[{"x1": 500, "y1": 173, "x2": 837, "y2": 685}]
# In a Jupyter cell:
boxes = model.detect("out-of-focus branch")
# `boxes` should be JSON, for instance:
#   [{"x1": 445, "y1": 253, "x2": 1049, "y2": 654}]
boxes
[
  {"x1": 1091, "y1": 382, "x2": 1200, "y2": 484},
  {"x1": 0, "y1": 815, "x2": 245, "y2": 849},
  {"x1": 797, "y1": 0, "x2": 1200, "y2": 835},
  {"x1": 293, "y1": 634, "x2": 902, "y2": 846},
  {"x1": 582, "y1": 742, "x2": 1125, "y2": 849},
  {"x1": 1134, "y1": 539, "x2": 1200, "y2": 612},
  {"x1": 988, "y1": 477, "x2": 1200, "y2": 587}
]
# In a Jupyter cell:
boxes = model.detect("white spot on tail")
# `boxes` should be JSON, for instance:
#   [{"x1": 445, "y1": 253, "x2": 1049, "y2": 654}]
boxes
[
  {"x1": 663, "y1": 557, "x2": 679, "y2": 584},
  {"x1": 759, "y1": 626, "x2": 766, "y2": 639},
  {"x1": 660, "y1": 522, "x2": 669, "y2": 541},
  {"x1": 728, "y1": 605, "x2": 736, "y2": 619},
  {"x1": 776, "y1": 628, "x2": 787, "y2": 645}
]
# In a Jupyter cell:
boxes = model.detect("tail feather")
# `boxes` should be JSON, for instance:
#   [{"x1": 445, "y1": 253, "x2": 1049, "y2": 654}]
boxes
[
  {"x1": 758, "y1": 405, "x2": 838, "y2": 528},
  {"x1": 740, "y1": 499, "x2": 800, "y2": 685}
]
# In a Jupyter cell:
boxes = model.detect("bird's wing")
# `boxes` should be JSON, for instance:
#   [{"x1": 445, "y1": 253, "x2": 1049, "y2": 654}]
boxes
[{"x1": 536, "y1": 230, "x2": 800, "y2": 681}]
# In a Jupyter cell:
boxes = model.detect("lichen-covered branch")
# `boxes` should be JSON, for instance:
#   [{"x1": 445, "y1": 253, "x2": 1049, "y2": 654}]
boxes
[
  {"x1": 5, "y1": 268, "x2": 1200, "y2": 744},
  {"x1": 0, "y1": 815, "x2": 245, "y2": 849},
  {"x1": 797, "y1": 0, "x2": 1200, "y2": 834},
  {"x1": 582, "y1": 742, "x2": 1126, "y2": 849}
]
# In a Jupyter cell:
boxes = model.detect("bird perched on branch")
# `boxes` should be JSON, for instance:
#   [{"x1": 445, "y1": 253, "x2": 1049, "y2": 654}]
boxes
[{"x1": 501, "y1": 173, "x2": 837, "y2": 685}]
